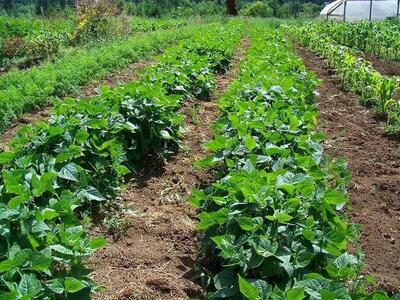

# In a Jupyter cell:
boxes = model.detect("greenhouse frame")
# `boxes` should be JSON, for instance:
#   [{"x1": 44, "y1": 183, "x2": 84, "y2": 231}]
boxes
[{"x1": 321, "y1": 0, "x2": 400, "y2": 22}]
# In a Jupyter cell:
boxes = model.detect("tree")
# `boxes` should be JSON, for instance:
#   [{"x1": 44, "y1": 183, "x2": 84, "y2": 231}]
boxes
[
  {"x1": 227, "y1": 0, "x2": 237, "y2": 15},
  {"x1": 277, "y1": 1, "x2": 302, "y2": 17},
  {"x1": 36, "y1": 0, "x2": 50, "y2": 15},
  {"x1": 241, "y1": 1, "x2": 273, "y2": 17},
  {"x1": 301, "y1": 2, "x2": 320, "y2": 18},
  {"x1": 2, "y1": 0, "x2": 14, "y2": 12}
]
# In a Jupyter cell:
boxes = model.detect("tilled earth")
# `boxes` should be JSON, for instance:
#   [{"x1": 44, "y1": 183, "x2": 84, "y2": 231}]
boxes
[
  {"x1": 89, "y1": 38, "x2": 251, "y2": 300},
  {"x1": 295, "y1": 45, "x2": 400, "y2": 293}
]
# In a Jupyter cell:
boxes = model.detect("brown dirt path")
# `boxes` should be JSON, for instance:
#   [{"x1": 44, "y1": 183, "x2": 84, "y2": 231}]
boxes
[
  {"x1": 0, "y1": 59, "x2": 155, "y2": 151},
  {"x1": 362, "y1": 53, "x2": 400, "y2": 77},
  {"x1": 88, "y1": 38, "x2": 251, "y2": 300},
  {"x1": 295, "y1": 45, "x2": 400, "y2": 293}
]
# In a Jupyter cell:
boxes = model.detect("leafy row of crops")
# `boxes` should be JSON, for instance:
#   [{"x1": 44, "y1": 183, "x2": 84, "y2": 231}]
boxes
[
  {"x1": 190, "y1": 22, "x2": 396, "y2": 299},
  {"x1": 0, "y1": 16, "x2": 187, "y2": 72},
  {"x1": 129, "y1": 17, "x2": 187, "y2": 32},
  {"x1": 0, "y1": 16, "x2": 74, "y2": 39},
  {"x1": 290, "y1": 24, "x2": 400, "y2": 136},
  {"x1": 0, "y1": 22, "x2": 243, "y2": 299},
  {"x1": 0, "y1": 24, "x2": 207, "y2": 133},
  {"x1": 311, "y1": 20, "x2": 400, "y2": 61},
  {"x1": 0, "y1": 17, "x2": 74, "y2": 68}
]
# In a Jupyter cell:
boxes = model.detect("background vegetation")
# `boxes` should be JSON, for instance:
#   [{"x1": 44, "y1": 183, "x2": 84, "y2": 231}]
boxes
[{"x1": 0, "y1": 0, "x2": 323, "y2": 18}]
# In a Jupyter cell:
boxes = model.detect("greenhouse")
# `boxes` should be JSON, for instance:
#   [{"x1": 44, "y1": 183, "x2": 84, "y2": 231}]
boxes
[{"x1": 321, "y1": 0, "x2": 400, "y2": 21}]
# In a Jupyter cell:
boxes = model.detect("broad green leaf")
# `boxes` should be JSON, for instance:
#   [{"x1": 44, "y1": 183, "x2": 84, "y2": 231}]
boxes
[
  {"x1": 32, "y1": 173, "x2": 57, "y2": 196},
  {"x1": 287, "y1": 287, "x2": 305, "y2": 300},
  {"x1": 40, "y1": 209, "x2": 59, "y2": 221},
  {"x1": 321, "y1": 290, "x2": 336, "y2": 300},
  {"x1": 244, "y1": 135, "x2": 257, "y2": 151},
  {"x1": 276, "y1": 213, "x2": 293, "y2": 223},
  {"x1": 59, "y1": 163, "x2": 79, "y2": 182},
  {"x1": 238, "y1": 275, "x2": 259, "y2": 300},
  {"x1": 31, "y1": 254, "x2": 52, "y2": 272},
  {"x1": 0, "y1": 152, "x2": 14, "y2": 164},
  {"x1": 324, "y1": 190, "x2": 347, "y2": 205},
  {"x1": 49, "y1": 244, "x2": 74, "y2": 256},
  {"x1": 213, "y1": 269, "x2": 235, "y2": 291},
  {"x1": 7, "y1": 195, "x2": 27, "y2": 209},
  {"x1": 64, "y1": 277, "x2": 84, "y2": 293},
  {"x1": 302, "y1": 228, "x2": 315, "y2": 241},
  {"x1": 75, "y1": 130, "x2": 89, "y2": 144},
  {"x1": 89, "y1": 238, "x2": 107, "y2": 250},
  {"x1": 0, "y1": 259, "x2": 17, "y2": 273},
  {"x1": 18, "y1": 274, "x2": 42, "y2": 296},
  {"x1": 160, "y1": 130, "x2": 173, "y2": 140},
  {"x1": 252, "y1": 238, "x2": 278, "y2": 258},
  {"x1": 28, "y1": 234, "x2": 40, "y2": 249},
  {"x1": 77, "y1": 186, "x2": 106, "y2": 202},
  {"x1": 237, "y1": 217, "x2": 263, "y2": 232},
  {"x1": 47, "y1": 279, "x2": 64, "y2": 294},
  {"x1": 371, "y1": 292, "x2": 390, "y2": 300}
]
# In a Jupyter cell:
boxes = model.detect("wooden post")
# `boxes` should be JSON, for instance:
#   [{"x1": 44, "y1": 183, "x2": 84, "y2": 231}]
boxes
[
  {"x1": 227, "y1": 0, "x2": 237, "y2": 16},
  {"x1": 343, "y1": 0, "x2": 347, "y2": 22}
]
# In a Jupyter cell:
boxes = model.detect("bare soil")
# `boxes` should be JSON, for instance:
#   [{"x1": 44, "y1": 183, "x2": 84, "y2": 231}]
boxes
[
  {"x1": 88, "y1": 38, "x2": 250, "y2": 300},
  {"x1": 295, "y1": 45, "x2": 400, "y2": 293},
  {"x1": 362, "y1": 53, "x2": 400, "y2": 77},
  {"x1": 0, "y1": 59, "x2": 154, "y2": 151}
]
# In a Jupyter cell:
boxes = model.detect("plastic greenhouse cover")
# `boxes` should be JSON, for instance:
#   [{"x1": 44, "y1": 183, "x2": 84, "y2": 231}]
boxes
[{"x1": 320, "y1": 0, "x2": 398, "y2": 21}]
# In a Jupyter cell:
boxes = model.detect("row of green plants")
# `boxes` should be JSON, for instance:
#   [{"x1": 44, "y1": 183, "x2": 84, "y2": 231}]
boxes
[
  {"x1": 190, "y1": 22, "x2": 397, "y2": 299},
  {"x1": 0, "y1": 24, "x2": 204, "y2": 133},
  {"x1": 0, "y1": 22, "x2": 243, "y2": 299},
  {"x1": 312, "y1": 20, "x2": 400, "y2": 61},
  {"x1": 0, "y1": 15, "x2": 188, "y2": 72},
  {"x1": 0, "y1": 16, "x2": 74, "y2": 38},
  {"x1": 0, "y1": 16, "x2": 74, "y2": 68},
  {"x1": 290, "y1": 24, "x2": 400, "y2": 136},
  {"x1": 129, "y1": 17, "x2": 187, "y2": 32}
]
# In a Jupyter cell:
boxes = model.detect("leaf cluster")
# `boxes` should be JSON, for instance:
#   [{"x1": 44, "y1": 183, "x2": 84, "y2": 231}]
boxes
[
  {"x1": 290, "y1": 23, "x2": 400, "y2": 136},
  {"x1": 190, "y1": 22, "x2": 397, "y2": 299},
  {"x1": 0, "y1": 24, "x2": 201, "y2": 132},
  {"x1": 0, "y1": 22, "x2": 243, "y2": 299}
]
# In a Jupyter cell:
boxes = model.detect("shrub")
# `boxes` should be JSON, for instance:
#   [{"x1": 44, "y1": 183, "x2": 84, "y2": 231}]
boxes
[
  {"x1": 276, "y1": 2, "x2": 302, "y2": 18},
  {"x1": 240, "y1": 1, "x2": 274, "y2": 18},
  {"x1": 301, "y1": 2, "x2": 322, "y2": 18},
  {"x1": 73, "y1": 0, "x2": 122, "y2": 43}
]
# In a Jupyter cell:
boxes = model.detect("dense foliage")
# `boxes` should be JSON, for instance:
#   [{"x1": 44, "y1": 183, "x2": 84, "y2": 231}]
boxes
[
  {"x1": 190, "y1": 21, "x2": 397, "y2": 299},
  {"x1": 0, "y1": 14, "x2": 187, "y2": 72},
  {"x1": 0, "y1": 21, "x2": 243, "y2": 299},
  {"x1": 0, "y1": 24, "x2": 194, "y2": 132},
  {"x1": 0, "y1": 17, "x2": 74, "y2": 68},
  {"x1": 0, "y1": 0, "x2": 323, "y2": 18},
  {"x1": 312, "y1": 20, "x2": 400, "y2": 61},
  {"x1": 291, "y1": 23, "x2": 400, "y2": 136}
]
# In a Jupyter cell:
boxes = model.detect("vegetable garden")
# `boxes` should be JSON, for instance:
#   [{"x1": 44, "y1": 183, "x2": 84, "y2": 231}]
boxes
[{"x1": 0, "y1": 14, "x2": 399, "y2": 300}]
